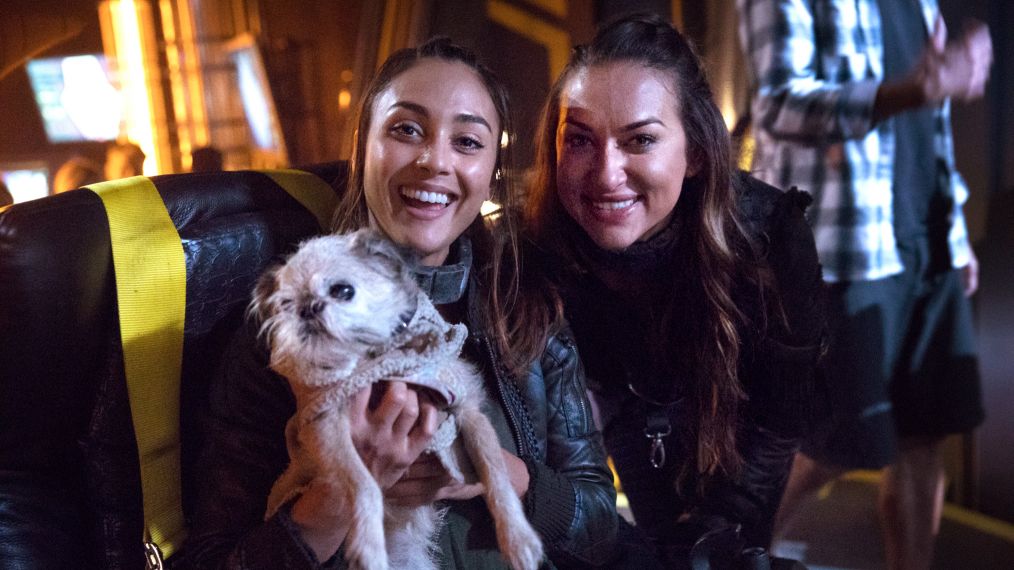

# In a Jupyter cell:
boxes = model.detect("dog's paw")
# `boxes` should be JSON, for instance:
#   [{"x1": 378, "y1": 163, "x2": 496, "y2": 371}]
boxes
[
  {"x1": 344, "y1": 521, "x2": 389, "y2": 570},
  {"x1": 500, "y1": 522, "x2": 544, "y2": 570}
]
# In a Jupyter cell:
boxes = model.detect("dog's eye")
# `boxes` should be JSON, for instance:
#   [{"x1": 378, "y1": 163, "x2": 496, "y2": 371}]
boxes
[
  {"x1": 279, "y1": 298, "x2": 294, "y2": 310},
  {"x1": 329, "y1": 283, "x2": 355, "y2": 301}
]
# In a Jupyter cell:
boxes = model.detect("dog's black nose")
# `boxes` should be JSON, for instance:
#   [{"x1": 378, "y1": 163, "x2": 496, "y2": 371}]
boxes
[{"x1": 299, "y1": 300, "x2": 325, "y2": 320}]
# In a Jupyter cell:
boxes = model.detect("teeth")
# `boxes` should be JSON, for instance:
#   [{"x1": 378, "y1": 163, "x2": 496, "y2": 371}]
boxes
[
  {"x1": 592, "y1": 198, "x2": 636, "y2": 210},
  {"x1": 401, "y1": 188, "x2": 450, "y2": 205}
]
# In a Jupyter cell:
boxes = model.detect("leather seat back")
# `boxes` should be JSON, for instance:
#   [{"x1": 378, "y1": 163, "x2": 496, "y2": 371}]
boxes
[{"x1": 0, "y1": 163, "x2": 346, "y2": 568}]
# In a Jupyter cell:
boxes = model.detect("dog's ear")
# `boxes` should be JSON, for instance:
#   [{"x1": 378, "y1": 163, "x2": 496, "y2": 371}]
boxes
[
  {"x1": 249, "y1": 263, "x2": 282, "y2": 324},
  {"x1": 350, "y1": 228, "x2": 416, "y2": 277}
]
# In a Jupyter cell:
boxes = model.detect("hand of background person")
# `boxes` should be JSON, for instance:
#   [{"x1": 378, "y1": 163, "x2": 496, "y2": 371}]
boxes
[
  {"x1": 962, "y1": 247, "x2": 979, "y2": 297},
  {"x1": 914, "y1": 16, "x2": 993, "y2": 104},
  {"x1": 290, "y1": 381, "x2": 441, "y2": 561}
]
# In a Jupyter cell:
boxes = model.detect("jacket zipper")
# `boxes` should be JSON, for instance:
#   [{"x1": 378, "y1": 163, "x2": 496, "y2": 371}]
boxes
[
  {"x1": 560, "y1": 336, "x2": 589, "y2": 431},
  {"x1": 482, "y1": 334, "x2": 528, "y2": 457}
]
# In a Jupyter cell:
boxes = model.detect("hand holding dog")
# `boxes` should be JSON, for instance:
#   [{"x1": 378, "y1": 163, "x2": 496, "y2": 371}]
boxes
[
  {"x1": 388, "y1": 447, "x2": 532, "y2": 508},
  {"x1": 291, "y1": 381, "x2": 441, "y2": 561},
  {"x1": 260, "y1": 231, "x2": 544, "y2": 569},
  {"x1": 386, "y1": 453, "x2": 485, "y2": 507},
  {"x1": 351, "y1": 381, "x2": 442, "y2": 489}
]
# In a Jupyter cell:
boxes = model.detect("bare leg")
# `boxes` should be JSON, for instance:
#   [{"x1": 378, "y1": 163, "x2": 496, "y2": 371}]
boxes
[
  {"x1": 773, "y1": 452, "x2": 846, "y2": 540},
  {"x1": 878, "y1": 436, "x2": 945, "y2": 570}
]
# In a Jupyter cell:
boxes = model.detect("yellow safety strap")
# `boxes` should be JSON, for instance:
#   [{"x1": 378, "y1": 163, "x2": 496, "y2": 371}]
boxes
[
  {"x1": 85, "y1": 170, "x2": 335, "y2": 564},
  {"x1": 260, "y1": 169, "x2": 339, "y2": 231},
  {"x1": 88, "y1": 176, "x2": 187, "y2": 562}
]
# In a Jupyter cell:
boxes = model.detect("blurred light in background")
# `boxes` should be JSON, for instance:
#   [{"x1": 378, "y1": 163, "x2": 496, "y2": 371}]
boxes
[
  {"x1": 480, "y1": 200, "x2": 501, "y2": 217},
  {"x1": 1, "y1": 167, "x2": 50, "y2": 204},
  {"x1": 26, "y1": 54, "x2": 123, "y2": 143},
  {"x1": 99, "y1": 0, "x2": 170, "y2": 175},
  {"x1": 158, "y1": 0, "x2": 209, "y2": 172}
]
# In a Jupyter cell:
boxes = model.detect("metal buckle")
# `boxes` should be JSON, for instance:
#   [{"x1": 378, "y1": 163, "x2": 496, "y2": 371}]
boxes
[
  {"x1": 643, "y1": 425, "x2": 672, "y2": 469},
  {"x1": 628, "y1": 383, "x2": 676, "y2": 469},
  {"x1": 144, "y1": 541, "x2": 164, "y2": 570}
]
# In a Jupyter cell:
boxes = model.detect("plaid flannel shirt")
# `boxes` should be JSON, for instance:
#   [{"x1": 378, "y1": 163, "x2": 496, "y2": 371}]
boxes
[{"x1": 737, "y1": 0, "x2": 971, "y2": 282}]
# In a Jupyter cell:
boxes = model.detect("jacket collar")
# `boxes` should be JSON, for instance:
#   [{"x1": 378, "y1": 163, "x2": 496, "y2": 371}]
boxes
[{"x1": 411, "y1": 236, "x2": 471, "y2": 305}]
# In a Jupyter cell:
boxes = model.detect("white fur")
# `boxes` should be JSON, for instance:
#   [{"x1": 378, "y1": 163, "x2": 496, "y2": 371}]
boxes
[{"x1": 253, "y1": 229, "x2": 543, "y2": 570}]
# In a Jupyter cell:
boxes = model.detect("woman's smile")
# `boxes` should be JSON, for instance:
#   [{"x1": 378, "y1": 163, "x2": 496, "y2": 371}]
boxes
[
  {"x1": 398, "y1": 184, "x2": 458, "y2": 217},
  {"x1": 585, "y1": 193, "x2": 640, "y2": 211},
  {"x1": 555, "y1": 62, "x2": 694, "y2": 251},
  {"x1": 399, "y1": 186, "x2": 454, "y2": 207},
  {"x1": 363, "y1": 58, "x2": 498, "y2": 266}
]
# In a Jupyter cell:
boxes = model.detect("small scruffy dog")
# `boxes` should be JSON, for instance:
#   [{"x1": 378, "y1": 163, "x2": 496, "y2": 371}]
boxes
[{"x1": 251, "y1": 229, "x2": 543, "y2": 570}]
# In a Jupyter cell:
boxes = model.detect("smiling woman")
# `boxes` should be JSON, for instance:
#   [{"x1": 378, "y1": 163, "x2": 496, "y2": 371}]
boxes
[
  {"x1": 184, "y1": 37, "x2": 623, "y2": 570},
  {"x1": 554, "y1": 62, "x2": 693, "y2": 251},
  {"x1": 362, "y1": 58, "x2": 497, "y2": 266},
  {"x1": 522, "y1": 13, "x2": 828, "y2": 566}
]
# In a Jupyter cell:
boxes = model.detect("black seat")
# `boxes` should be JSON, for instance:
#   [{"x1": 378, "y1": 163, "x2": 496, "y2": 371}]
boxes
[{"x1": 0, "y1": 163, "x2": 346, "y2": 568}]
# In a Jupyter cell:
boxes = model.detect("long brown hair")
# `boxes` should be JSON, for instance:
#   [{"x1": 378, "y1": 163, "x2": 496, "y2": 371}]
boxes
[
  {"x1": 524, "y1": 14, "x2": 767, "y2": 475},
  {"x1": 331, "y1": 37, "x2": 549, "y2": 374}
]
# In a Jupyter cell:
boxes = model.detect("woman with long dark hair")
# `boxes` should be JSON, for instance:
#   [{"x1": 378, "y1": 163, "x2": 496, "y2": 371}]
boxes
[
  {"x1": 185, "y1": 38, "x2": 619, "y2": 569},
  {"x1": 522, "y1": 14, "x2": 826, "y2": 562}
]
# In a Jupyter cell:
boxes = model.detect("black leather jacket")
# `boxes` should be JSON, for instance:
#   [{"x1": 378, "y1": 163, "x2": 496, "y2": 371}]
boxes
[
  {"x1": 559, "y1": 173, "x2": 827, "y2": 553},
  {"x1": 183, "y1": 273, "x2": 619, "y2": 569}
]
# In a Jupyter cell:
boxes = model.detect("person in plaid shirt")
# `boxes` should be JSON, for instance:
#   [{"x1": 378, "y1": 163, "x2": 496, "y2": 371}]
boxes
[{"x1": 738, "y1": 1, "x2": 992, "y2": 568}]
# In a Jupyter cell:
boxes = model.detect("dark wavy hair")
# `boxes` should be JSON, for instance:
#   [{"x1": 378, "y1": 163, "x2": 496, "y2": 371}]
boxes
[
  {"x1": 525, "y1": 14, "x2": 768, "y2": 475},
  {"x1": 332, "y1": 37, "x2": 548, "y2": 373}
]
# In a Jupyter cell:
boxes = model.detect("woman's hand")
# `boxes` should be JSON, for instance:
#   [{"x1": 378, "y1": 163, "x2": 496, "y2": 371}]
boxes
[
  {"x1": 348, "y1": 381, "x2": 442, "y2": 489},
  {"x1": 501, "y1": 449, "x2": 531, "y2": 499},
  {"x1": 290, "y1": 477, "x2": 354, "y2": 563},
  {"x1": 385, "y1": 453, "x2": 485, "y2": 507},
  {"x1": 387, "y1": 448, "x2": 531, "y2": 508},
  {"x1": 291, "y1": 381, "x2": 441, "y2": 561}
]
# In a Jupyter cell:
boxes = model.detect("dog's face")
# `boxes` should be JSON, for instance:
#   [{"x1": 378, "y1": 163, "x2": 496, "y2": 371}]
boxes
[{"x1": 253, "y1": 229, "x2": 419, "y2": 381}]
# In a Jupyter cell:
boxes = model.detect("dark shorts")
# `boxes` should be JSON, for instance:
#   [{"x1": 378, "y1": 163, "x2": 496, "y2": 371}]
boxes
[{"x1": 802, "y1": 240, "x2": 984, "y2": 469}]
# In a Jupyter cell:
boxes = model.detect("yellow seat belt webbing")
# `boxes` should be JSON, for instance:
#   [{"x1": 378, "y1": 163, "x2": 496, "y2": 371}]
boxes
[
  {"x1": 261, "y1": 169, "x2": 339, "y2": 231},
  {"x1": 88, "y1": 176, "x2": 187, "y2": 560}
]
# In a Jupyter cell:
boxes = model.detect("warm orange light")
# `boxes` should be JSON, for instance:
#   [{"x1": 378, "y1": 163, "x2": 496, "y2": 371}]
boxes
[
  {"x1": 99, "y1": 0, "x2": 164, "y2": 175},
  {"x1": 99, "y1": 0, "x2": 188, "y2": 175},
  {"x1": 174, "y1": 0, "x2": 208, "y2": 148},
  {"x1": 158, "y1": 0, "x2": 209, "y2": 172},
  {"x1": 338, "y1": 89, "x2": 352, "y2": 111},
  {"x1": 159, "y1": 0, "x2": 192, "y2": 169}
]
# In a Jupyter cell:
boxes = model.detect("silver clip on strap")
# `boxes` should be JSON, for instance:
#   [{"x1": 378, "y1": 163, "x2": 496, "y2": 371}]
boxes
[
  {"x1": 628, "y1": 382, "x2": 675, "y2": 469},
  {"x1": 644, "y1": 425, "x2": 672, "y2": 469},
  {"x1": 144, "y1": 541, "x2": 164, "y2": 570}
]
